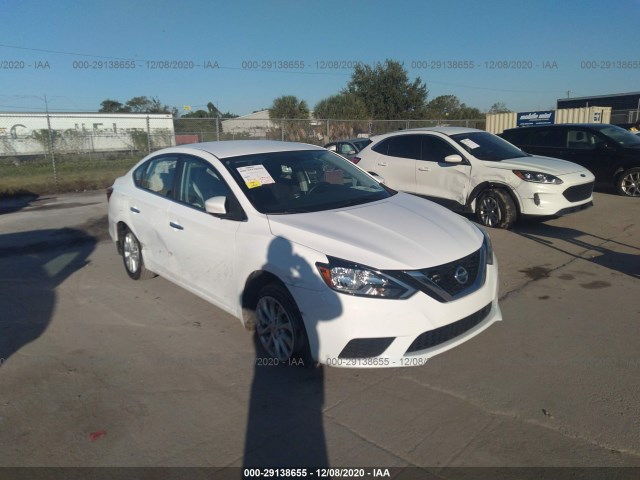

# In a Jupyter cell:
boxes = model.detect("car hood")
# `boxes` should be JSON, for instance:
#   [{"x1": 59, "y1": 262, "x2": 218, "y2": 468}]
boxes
[
  {"x1": 486, "y1": 155, "x2": 587, "y2": 176},
  {"x1": 267, "y1": 193, "x2": 483, "y2": 270}
]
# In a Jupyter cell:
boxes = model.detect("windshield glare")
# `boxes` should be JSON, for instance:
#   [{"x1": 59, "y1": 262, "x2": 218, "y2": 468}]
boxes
[
  {"x1": 451, "y1": 131, "x2": 529, "y2": 161},
  {"x1": 222, "y1": 150, "x2": 393, "y2": 214},
  {"x1": 595, "y1": 125, "x2": 640, "y2": 147}
]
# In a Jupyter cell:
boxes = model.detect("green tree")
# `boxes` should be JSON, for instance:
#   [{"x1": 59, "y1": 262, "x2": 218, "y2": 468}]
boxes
[
  {"x1": 346, "y1": 60, "x2": 428, "y2": 119},
  {"x1": 99, "y1": 99, "x2": 126, "y2": 113},
  {"x1": 425, "y1": 95, "x2": 482, "y2": 120},
  {"x1": 268, "y1": 95, "x2": 310, "y2": 120},
  {"x1": 314, "y1": 93, "x2": 368, "y2": 119},
  {"x1": 488, "y1": 102, "x2": 512, "y2": 114},
  {"x1": 123, "y1": 96, "x2": 173, "y2": 114},
  {"x1": 268, "y1": 95, "x2": 311, "y2": 141}
]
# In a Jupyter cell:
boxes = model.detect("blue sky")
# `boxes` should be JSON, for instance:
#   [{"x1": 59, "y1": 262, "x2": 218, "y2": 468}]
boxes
[{"x1": 1, "y1": 0, "x2": 639, "y2": 116}]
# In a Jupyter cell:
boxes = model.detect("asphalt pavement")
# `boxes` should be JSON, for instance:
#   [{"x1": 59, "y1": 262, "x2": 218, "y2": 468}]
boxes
[{"x1": 0, "y1": 190, "x2": 639, "y2": 474}]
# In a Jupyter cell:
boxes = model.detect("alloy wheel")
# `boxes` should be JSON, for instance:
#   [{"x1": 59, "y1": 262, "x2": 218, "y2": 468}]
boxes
[
  {"x1": 123, "y1": 232, "x2": 140, "y2": 274},
  {"x1": 621, "y1": 171, "x2": 640, "y2": 196},
  {"x1": 479, "y1": 196, "x2": 502, "y2": 227},
  {"x1": 256, "y1": 295, "x2": 295, "y2": 361}
]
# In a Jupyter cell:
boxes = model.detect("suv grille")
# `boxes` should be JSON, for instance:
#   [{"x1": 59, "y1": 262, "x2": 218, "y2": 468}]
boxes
[
  {"x1": 403, "y1": 247, "x2": 485, "y2": 302},
  {"x1": 563, "y1": 182, "x2": 593, "y2": 202},
  {"x1": 405, "y1": 303, "x2": 492, "y2": 353}
]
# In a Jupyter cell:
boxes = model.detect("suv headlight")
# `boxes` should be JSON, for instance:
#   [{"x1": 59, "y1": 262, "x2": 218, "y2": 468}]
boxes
[
  {"x1": 513, "y1": 170, "x2": 563, "y2": 184},
  {"x1": 316, "y1": 258, "x2": 416, "y2": 299}
]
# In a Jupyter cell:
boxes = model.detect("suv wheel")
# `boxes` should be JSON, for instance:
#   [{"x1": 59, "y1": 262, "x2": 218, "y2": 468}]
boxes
[
  {"x1": 616, "y1": 168, "x2": 640, "y2": 197},
  {"x1": 476, "y1": 189, "x2": 517, "y2": 229}
]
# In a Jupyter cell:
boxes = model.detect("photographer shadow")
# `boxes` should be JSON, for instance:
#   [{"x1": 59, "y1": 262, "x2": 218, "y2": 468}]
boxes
[
  {"x1": 242, "y1": 236, "x2": 343, "y2": 469},
  {"x1": 0, "y1": 227, "x2": 96, "y2": 364}
]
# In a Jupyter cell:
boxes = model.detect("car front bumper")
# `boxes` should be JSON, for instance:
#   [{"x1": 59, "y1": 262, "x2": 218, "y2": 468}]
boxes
[
  {"x1": 516, "y1": 175, "x2": 594, "y2": 217},
  {"x1": 289, "y1": 260, "x2": 502, "y2": 368}
]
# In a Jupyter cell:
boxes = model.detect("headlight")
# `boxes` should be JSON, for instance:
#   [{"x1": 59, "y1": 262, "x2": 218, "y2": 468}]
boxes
[
  {"x1": 513, "y1": 170, "x2": 563, "y2": 184},
  {"x1": 316, "y1": 258, "x2": 416, "y2": 299},
  {"x1": 479, "y1": 226, "x2": 494, "y2": 265}
]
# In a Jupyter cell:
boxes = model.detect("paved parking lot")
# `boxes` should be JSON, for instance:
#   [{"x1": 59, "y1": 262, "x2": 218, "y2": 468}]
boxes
[{"x1": 0, "y1": 190, "x2": 639, "y2": 471}]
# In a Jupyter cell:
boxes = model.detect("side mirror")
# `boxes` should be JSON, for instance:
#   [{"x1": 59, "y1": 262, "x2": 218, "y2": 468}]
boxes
[
  {"x1": 444, "y1": 154, "x2": 463, "y2": 164},
  {"x1": 205, "y1": 196, "x2": 227, "y2": 216}
]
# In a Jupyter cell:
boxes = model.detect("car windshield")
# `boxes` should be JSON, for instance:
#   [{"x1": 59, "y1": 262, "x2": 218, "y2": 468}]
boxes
[
  {"x1": 450, "y1": 131, "x2": 530, "y2": 161},
  {"x1": 221, "y1": 149, "x2": 394, "y2": 214},
  {"x1": 593, "y1": 125, "x2": 640, "y2": 147}
]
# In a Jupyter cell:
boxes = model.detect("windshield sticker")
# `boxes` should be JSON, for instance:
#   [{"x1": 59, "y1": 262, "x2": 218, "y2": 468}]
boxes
[
  {"x1": 236, "y1": 165, "x2": 275, "y2": 189},
  {"x1": 460, "y1": 138, "x2": 480, "y2": 149}
]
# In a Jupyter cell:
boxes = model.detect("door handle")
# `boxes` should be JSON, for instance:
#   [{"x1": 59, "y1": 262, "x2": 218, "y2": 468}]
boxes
[
  {"x1": 130, "y1": 206, "x2": 141, "y2": 213},
  {"x1": 169, "y1": 221, "x2": 184, "y2": 230},
  {"x1": 377, "y1": 162, "x2": 387, "y2": 167},
  {"x1": 418, "y1": 166, "x2": 431, "y2": 172}
]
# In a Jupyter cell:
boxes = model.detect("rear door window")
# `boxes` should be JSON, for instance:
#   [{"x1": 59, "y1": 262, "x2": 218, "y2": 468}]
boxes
[
  {"x1": 529, "y1": 128, "x2": 565, "y2": 148},
  {"x1": 385, "y1": 134, "x2": 422, "y2": 159},
  {"x1": 134, "y1": 156, "x2": 179, "y2": 198}
]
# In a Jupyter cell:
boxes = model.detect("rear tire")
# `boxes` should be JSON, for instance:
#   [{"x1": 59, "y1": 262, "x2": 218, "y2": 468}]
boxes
[
  {"x1": 121, "y1": 227, "x2": 155, "y2": 280},
  {"x1": 475, "y1": 188, "x2": 517, "y2": 229},
  {"x1": 254, "y1": 283, "x2": 315, "y2": 367},
  {"x1": 616, "y1": 168, "x2": 640, "y2": 197}
]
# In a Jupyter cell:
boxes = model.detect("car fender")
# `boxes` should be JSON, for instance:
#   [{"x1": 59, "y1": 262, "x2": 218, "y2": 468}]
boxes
[{"x1": 466, "y1": 181, "x2": 522, "y2": 214}]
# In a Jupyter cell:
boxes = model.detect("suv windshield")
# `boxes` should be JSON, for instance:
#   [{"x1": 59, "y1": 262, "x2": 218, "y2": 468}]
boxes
[
  {"x1": 450, "y1": 131, "x2": 529, "y2": 161},
  {"x1": 593, "y1": 125, "x2": 640, "y2": 147},
  {"x1": 222, "y1": 150, "x2": 394, "y2": 214}
]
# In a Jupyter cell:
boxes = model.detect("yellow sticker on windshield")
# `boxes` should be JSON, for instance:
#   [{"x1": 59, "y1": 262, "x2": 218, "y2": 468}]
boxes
[{"x1": 237, "y1": 165, "x2": 275, "y2": 189}]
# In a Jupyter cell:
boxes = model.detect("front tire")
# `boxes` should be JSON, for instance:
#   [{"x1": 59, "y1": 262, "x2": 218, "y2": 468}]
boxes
[
  {"x1": 121, "y1": 228, "x2": 155, "y2": 280},
  {"x1": 475, "y1": 188, "x2": 517, "y2": 229},
  {"x1": 616, "y1": 168, "x2": 640, "y2": 197},
  {"x1": 254, "y1": 283, "x2": 314, "y2": 367}
]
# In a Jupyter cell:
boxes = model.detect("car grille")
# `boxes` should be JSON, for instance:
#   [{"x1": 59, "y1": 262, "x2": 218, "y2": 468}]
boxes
[
  {"x1": 405, "y1": 303, "x2": 492, "y2": 354},
  {"x1": 563, "y1": 182, "x2": 594, "y2": 202},
  {"x1": 403, "y1": 247, "x2": 485, "y2": 302}
]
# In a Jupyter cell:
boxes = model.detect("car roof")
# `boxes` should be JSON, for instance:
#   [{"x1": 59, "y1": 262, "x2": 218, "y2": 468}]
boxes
[
  {"x1": 325, "y1": 138, "x2": 369, "y2": 144},
  {"x1": 504, "y1": 123, "x2": 613, "y2": 132},
  {"x1": 368, "y1": 126, "x2": 482, "y2": 141},
  {"x1": 159, "y1": 140, "x2": 325, "y2": 159}
]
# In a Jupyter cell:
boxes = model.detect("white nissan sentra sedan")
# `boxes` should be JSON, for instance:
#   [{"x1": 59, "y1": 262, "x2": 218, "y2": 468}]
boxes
[{"x1": 107, "y1": 141, "x2": 502, "y2": 368}]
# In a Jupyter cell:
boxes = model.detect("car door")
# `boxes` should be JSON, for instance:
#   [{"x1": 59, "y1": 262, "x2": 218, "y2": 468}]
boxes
[
  {"x1": 523, "y1": 126, "x2": 568, "y2": 161},
  {"x1": 163, "y1": 155, "x2": 242, "y2": 310},
  {"x1": 564, "y1": 127, "x2": 619, "y2": 181},
  {"x1": 128, "y1": 155, "x2": 180, "y2": 275},
  {"x1": 366, "y1": 134, "x2": 421, "y2": 192},
  {"x1": 414, "y1": 134, "x2": 472, "y2": 208}
]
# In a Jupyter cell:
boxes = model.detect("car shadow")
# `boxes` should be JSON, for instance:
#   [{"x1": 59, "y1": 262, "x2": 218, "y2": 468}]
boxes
[
  {"x1": 512, "y1": 222, "x2": 640, "y2": 279},
  {"x1": 0, "y1": 191, "x2": 39, "y2": 215},
  {"x1": 242, "y1": 236, "x2": 343, "y2": 469},
  {"x1": 0, "y1": 227, "x2": 97, "y2": 365}
]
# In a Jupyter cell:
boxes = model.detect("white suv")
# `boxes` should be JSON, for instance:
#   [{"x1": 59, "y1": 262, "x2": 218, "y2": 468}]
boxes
[{"x1": 354, "y1": 127, "x2": 595, "y2": 228}]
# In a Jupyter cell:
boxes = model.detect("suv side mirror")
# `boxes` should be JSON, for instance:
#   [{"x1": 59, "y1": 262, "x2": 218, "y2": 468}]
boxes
[
  {"x1": 205, "y1": 196, "x2": 227, "y2": 216},
  {"x1": 444, "y1": 154, "x2": 463, "y2": 164}
]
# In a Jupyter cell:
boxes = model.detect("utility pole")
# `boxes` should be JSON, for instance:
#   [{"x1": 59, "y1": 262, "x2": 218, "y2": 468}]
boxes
[
  {"x1": 566, "y1": 90, "x2": 571, "y2": 99},
  {"x1": 44, "y1": 94, "x2": 58, "y2": 189}
]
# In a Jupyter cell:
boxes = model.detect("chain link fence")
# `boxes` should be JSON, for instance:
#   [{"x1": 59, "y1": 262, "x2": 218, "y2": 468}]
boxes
[
  {"x1": 174, "y1": 117, "x2": 487, "y2": 145},
  {"x1": 0, "y1": 113, "x2": 485, "y2": 195},
  {"x1": 0, "y1": 113, "x2": 175, "y2": 194}
]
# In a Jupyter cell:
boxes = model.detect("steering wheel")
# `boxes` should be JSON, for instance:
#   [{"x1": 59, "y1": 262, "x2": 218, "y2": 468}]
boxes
[{"x1": 307, "y1": 181, "x2": 331, "y2": 195}]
